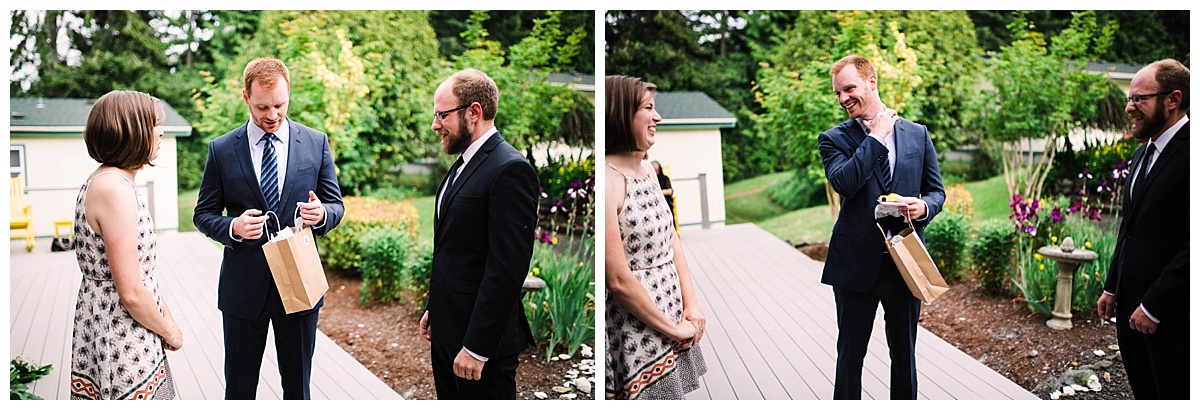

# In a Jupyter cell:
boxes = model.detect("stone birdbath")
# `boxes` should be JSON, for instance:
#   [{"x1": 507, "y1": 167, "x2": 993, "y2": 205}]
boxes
[{"x1": 1038, "y1": 237, "x2": 1098, "y2": 330}]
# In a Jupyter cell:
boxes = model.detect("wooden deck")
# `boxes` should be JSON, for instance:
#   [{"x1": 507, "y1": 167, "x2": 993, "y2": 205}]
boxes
[
  {"x1": 679, "y1": 224, "x2": 1037, "y2": 400},
  {"x1": 9, "y1": 232, "x2": 402, "y2": 400}
]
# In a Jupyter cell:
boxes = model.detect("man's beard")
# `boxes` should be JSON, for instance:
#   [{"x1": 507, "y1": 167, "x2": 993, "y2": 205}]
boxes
[
  {"x1": 441, "y1": 119, "x2": 472, "y2": 155},
  {"x1": 1131, "y1": 101, "x2": 1168, "y2": 141}
]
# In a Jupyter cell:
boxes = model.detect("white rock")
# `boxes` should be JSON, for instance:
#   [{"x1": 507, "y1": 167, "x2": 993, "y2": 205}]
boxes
[
  {"x1": 1093, "y1": 350, "x2": 1105, "y2": 357},
  {"x1": 534, "y1": 391, "x2": 548, "y2": 400},
  {"x1": 552, "y1": 386, "x2": 572, "y2": 393},
  {"x1": 558, "y1": 354, "x2": 572, "y2": 360},
  {"x1": 356, "y1": 323, "x2": 365, "y2": 328},
  {"x1": 1070, "y1": 384, "x2": 1087, "y2": 392},
  {"x1": 1050, "y1": 391, "x2": 1061, "y2": 400},
  {"x1": 581, "y1": 344, "x2": 593, "y2": 357},
  {"x1": 560, "y1": 393, "x2": 577, "y2": 400},
  {"x1": 574, "y1": 378, "x2": 592, "y2": 394},
  {"x1": 580, "y1": 364, "x2": 591, "y2": 370},
  {"x1": 1062, "y1": 386, "x2": 1076, "y2": 396},
  {"x1": 550, "y1": 356, "x2": 560, "y2": 361}
]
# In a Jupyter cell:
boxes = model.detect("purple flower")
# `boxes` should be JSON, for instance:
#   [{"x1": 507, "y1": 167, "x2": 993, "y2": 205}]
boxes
[
  {"x1": 539, "y1": 186, "x2": 548, "y2": 199},
  {"x1": 1051, "y1": 207, "x2": 1063, "y2": 222},
  {"x1": 537, "y1": 231, "x2": 552, "y2": 243},
  {"x1": 550, "y1": 199, "x2": 564, "y2": 213}
]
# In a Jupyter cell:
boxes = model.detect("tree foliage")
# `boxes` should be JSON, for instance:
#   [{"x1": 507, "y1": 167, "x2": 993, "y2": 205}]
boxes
[{"x1": 979, "y1": 11, "x2": 1128, "y2": 203}]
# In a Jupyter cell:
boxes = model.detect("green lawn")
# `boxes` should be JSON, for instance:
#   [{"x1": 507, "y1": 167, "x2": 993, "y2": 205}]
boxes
[
  {"x1": 178, "y1": 189, "x2": 198, "y2": 232},
  {"x1": 724, "y1": 172, "x2": 793, "y2": 225},
  {"x1": 723, "y1": 172, "x2": 1010, "y2": 244}
]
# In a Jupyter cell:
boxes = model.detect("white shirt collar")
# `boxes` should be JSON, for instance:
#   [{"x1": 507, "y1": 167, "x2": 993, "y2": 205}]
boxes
[
  {"x1": 247, "y1": 118, "x2": 290, "y2": 142},
  {"x1": 460, "y1": 126, "x2": 498, "y2": 167},
  {"x1": 1150, "y1": 115, "x2": 1188, "y2": 153}
]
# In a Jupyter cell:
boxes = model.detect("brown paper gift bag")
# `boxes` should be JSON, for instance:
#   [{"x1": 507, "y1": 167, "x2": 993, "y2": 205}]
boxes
[
  {"x1": 877, "y1": 218, "x2": 950, "y2": 304},
  {"x1": 262, "y1": 212, "x2": 329, "y2": 314}
]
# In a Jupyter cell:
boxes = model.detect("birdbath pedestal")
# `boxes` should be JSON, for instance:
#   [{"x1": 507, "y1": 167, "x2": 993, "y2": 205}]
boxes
[{"x1": 1037, "y1": 237, "x2": 1098, "y2": 330}]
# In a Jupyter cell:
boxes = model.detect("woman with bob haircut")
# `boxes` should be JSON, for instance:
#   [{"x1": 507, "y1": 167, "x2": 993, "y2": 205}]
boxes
[
  {"x1": 604, "y1": 75, "x2": 707, "y2": 399},
  {"x1": 70, "y1": 90, "x2": 181, "y2": 400}
]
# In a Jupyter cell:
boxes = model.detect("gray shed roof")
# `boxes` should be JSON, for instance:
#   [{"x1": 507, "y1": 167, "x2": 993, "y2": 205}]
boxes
[
  {"x1": 547, "y1": 72, "x2": 596, "y2": 93},
  {"x1": 1083, "y1": 60, "x2": 1145, "y2": 80},
  {"x1": 10, "y1": 97, "x2": 193, "y2": 136},
  {"x1": 655, "y1": 91, "x2": 736, "y2": 129}
]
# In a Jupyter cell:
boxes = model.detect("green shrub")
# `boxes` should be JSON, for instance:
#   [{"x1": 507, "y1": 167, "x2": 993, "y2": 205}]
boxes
[
  {"x1": 926, "y1": 211, "x2": 970, "y2": 284},
  {"x1": 525, "y1": 238, "x2": 595, "y2": 360},
  {"x1": 1013, "y1": 247, "x2": 1055, "y2": 316},
  {"x1": 765, "y1": 168, "x2": 826, "y2": 210},
  {"x1": 358, "y1": 226, "x2": 423, "y2": 306},
  {"x1": 1063, "y1": 215, "x2": 1116, "y2": 313},
  {"x1": 319, "y1": 196, "x2": 419, "y2": 273},
  {"x1": 10, "y1": 357, "x2": 51, "y2": 400},
  {"x1": 969, "y1": 219, "x2": 1016, "y2": 296}
]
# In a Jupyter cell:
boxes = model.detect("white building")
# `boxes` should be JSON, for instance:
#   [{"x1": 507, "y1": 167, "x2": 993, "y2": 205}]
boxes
[
  {"x1": 10, "y1": 98, "x2": 191, "y2": 241},
  {"x1": 646, "y1": 91, "x2": 736, "y2": 230}
]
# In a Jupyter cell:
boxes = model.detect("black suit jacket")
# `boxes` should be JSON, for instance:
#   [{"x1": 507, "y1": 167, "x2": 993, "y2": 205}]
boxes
[
  {"x1": 818, "y1": 118, "x2": 945, "y2": 292},
  {"x1": 426, "y1": 132, "x2": 538, "y2": 358},
  {"x1": 1104, "y1": 122, "x2": 1190, "y2": 326},
  {"x1": 194, "y1": 118, "x2": 345, "y2": 320}
]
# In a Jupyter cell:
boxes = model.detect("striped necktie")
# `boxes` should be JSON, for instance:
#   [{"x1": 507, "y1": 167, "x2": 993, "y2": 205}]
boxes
[
  {"x1": 881, "y1": 152, "x2": 892, "y2": 191},
  {"x1": 260, "y1": 134, "x2": 280, "y2": 213}
]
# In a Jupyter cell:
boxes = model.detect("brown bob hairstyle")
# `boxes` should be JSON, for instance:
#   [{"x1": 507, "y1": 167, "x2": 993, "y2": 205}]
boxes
[
  {"x1": 605, "y1": 75, "x2": 657, "y2": 153},
  {"x1": 84, "y1": 90, "x2": 164, "y2": 169}
]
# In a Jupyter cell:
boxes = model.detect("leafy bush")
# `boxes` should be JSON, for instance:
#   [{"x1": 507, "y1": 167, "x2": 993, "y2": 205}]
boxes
[
  {"x1": 765, "y1": 168, "x2": 827, "y2": 210},
  {"x1": 1013, "y1": 247, "x2": 1056, "y2": 316},
  {"x1": 1063, "y1": 215, "x2": 1116, "y2": 313},
  {"x1": 358, "y1": 226, "x2": 424, "y2": 306},
  {"x1": 926, "y1": 211, "x2": 971, "y2": 284},
  {"x1": 535, "y1": 153, "x2": 595, "y2": 239},
  {"x1": 970, "y1": 219, "x2": 1016, "y2": 296},
  {"x1": 10, "y1": 357, "x2": 51, "y2": 400},
  {"x1": 318, "y1": 196, "x2": 419, "y2": 273},
  {"x1": 525, "y1": 238, "x2": 595, "y2": 360},
  {"x1": 942, "y1": 183, "x2": 974, "y2": 221}
]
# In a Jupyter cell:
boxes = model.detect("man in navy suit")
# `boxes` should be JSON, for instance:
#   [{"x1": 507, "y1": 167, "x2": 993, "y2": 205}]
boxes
[
  {"x1": 418, "y1": 68, "x2": 538, "y2": 400},
  {"x1": 194, "y1": 57, "x2": 345, "y2": 399},
  {"x1": 818, "y1": 55, "x2": 945, "y2": 400},
  {"x1": 1097, "y1": 58, "x2": 1189, "y2": 400}
]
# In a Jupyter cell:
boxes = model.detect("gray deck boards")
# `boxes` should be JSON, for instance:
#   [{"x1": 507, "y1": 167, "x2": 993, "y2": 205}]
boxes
[
  {"x1": 679, "y1": 223, "x2": 1037, "y2": 400},
  {"x1": 9, "y1": 232, "x2": 402, "y2": 400}
]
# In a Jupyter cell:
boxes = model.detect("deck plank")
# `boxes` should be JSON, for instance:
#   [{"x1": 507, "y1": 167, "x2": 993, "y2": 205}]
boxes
[
  {"x1": 9, "y1": 234, "x2": 402, "y2": 400},
  {"x1": 677, "y1": 224, "x2": 1037, "y2": 400}
]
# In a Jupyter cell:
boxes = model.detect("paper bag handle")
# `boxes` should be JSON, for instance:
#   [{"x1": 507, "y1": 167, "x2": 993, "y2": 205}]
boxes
[
  {"x1": 875, "y1": 207, "x2": 918, "y2": 239},
  {"x1": 264, "y1": 211, "x2": 283, "y2": 240}
]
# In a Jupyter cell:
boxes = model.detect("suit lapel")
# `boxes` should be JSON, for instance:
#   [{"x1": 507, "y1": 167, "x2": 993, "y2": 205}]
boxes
[
  {"x1": 280, "y1": 118, "x2": 303, "y2": 215},
  {"x1": 232, "y1": 125, "x2": 270, "y2": 211},
  {"x1": 1132, "y1": 122, "x2": 1189, "y2": 209},
  {"x1": 436, "y1": 132, "x2": 503, "y2": 233},
  {"x1": 843, "y1": 120, "x2": 888, "y2": 193}
]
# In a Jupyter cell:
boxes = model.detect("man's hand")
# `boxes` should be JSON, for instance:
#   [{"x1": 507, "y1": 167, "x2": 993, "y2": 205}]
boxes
[
  {"x1": 1129, "y1": 307, "x2": 1159, "y2": 334},
  {"x1": 453, "y1": 348, "x2": 485, "y2": 381},
  {"x1": 297, "y1": 191, "x2": 325, "y2": 226},
  {"x1": 419, "y1": 311, "x2": 431, "y2": 341},
  {"x1": 232, "y1": 209, "x2": 269, "y2": 239},
  {"x1": 864, "y1": 108, "x2": 898, "y2": 139},
  {"x1": 898, "y1": 196, "x2": 927, "y2": 220},
  {"x1": 1096, "y1": 293, "x2": 1116, "y2": 321}
]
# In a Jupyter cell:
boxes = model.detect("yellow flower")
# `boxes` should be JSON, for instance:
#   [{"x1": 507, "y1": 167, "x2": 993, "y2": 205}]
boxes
[
  {"x1": 551, "y1": 237, "x2": 558, "y2": 245},
  {"x1": 1051, "y1": 235, "x2": 1058, "y2": 244},
  {"x1": 1039, "y1": 264, "x2": 1045, "y2": 271},
  {"x1": 532, "y1": 267, "x2": 541, "y2": 276},
  {"x1": 578, "y1": 261, "x2": 584, "y2": 267},
  {"x1": 1034, "y1": 254, "x2": 1043, "y2": 261},
  {"x1": 1085, "y1": 241, "x2": 1092, "y2": 249}
]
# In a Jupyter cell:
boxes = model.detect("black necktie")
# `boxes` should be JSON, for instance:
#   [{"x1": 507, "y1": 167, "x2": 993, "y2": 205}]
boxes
[
  {"x1": 1134, "y1": 143, "x2": 1156, "y2": 199},
  {"x1": 260, "y1": 134, "x2": 280, "y2": 213},
  {"x1": 438, "y1": 157, "x2": 464, "y2": 218}
]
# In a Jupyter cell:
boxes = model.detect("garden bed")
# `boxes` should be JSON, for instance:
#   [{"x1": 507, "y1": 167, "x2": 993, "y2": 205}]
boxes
[{"x1": 316, "y1": 271, "x2": 595, "y2": 400}]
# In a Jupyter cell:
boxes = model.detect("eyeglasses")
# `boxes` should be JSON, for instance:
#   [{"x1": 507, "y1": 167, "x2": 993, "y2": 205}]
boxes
[
  {"x1": 1125, "y1": 91, "x2": 1171, "y2": 105},
  {"x1": 434, "y1": 103, "x2": 472, "y2": 121}
]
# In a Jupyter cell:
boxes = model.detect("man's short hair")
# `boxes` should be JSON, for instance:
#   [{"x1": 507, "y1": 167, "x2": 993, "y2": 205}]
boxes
[
  {"x1": 829, "y1": 55, "x2": 876, "y2": 81},
  {"x1": 448, "y1": 69, "x2": 499, "y2": 120},
  {"x1": 1149, "y1": 58, "x2": 1190, "y2": 111},
  {"x1": 85, "y1": 90, "x2": 164, "y2": 169},
  {"x1": 605, "y1": 75, "x2": 657, "y2": 153},
  {"x1": 243, "y1": 57, "x2": 291, "y2": 94}
]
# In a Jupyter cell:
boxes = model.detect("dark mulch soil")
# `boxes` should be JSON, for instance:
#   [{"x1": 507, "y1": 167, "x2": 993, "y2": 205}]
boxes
[
  {"x1": 316, "y1": 271, "x2": 593, "y2": 400},
  {"x1": 796, "y1": 242, "x2": 1133, "y2": 400}
]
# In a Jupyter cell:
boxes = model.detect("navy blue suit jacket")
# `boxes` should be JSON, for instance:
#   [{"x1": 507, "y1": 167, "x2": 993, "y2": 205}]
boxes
[
  {"x1": 1104, "y1": 123, "x2": 1189, "y2": 326},
  {"x1": 194, "y1": 118, "x2": 345, "y2": 320},
  {"x1": 818, "y1": 118, "x2": 945, "y2": 293},
  {"x1": 425, "y1": 132, "x2": 538, "y2": 359}
]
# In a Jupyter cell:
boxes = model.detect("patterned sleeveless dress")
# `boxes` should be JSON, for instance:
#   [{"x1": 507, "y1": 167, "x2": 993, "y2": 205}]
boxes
[
  {"x1": 70, "y1": 171, "x2": 176, "y2": 400},
  {"x1": 605, "y1": 161, "x2": 707, "y2": 400}
]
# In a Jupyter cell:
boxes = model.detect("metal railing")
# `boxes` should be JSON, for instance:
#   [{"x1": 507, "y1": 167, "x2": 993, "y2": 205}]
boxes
[{"x1": 673, "y1": 173, "x2": 711, "y2": 229}]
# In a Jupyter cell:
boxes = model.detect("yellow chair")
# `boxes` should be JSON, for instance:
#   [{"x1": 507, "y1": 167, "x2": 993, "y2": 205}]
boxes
[{"x1": 11, "y1": 176, "x2": 35, "y2": 251}]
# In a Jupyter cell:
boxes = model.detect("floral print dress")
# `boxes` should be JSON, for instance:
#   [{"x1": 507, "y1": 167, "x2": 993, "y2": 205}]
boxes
[
  {"x1": 70, "y1": 171, "x2": 176, "y2": 400},
  {"x1": 604, "y1": 161, "x2": 707, "y2": 400}
]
